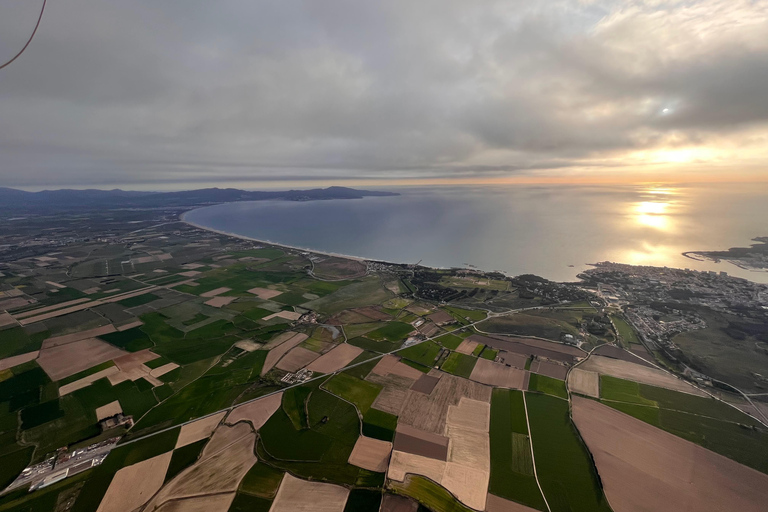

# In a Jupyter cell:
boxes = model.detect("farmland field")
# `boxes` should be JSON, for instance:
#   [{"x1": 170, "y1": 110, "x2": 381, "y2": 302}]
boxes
[
  {"x1": 526, "y1": 393, "x2": 612, "y2": 512},
  {"x1": 488, "y1": 389, "x2": 546, "y2": 511},
  {"x1": 441, "y1": 352, "x2": 477, "y2": 379}
]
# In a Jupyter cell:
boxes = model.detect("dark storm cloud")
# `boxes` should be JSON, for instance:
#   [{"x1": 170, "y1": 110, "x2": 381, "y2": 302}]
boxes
[{"x1": 0, "y1": 0, "x2": 767, "y2": 187}]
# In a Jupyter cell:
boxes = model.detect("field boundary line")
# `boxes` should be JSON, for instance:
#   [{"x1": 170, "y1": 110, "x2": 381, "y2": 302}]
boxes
[{"x1": 522, "y1": 391, "x2": 551, "y2": 512}]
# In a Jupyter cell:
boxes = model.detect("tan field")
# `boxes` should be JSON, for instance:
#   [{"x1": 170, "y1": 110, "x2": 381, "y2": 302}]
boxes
[
  {"x1": 368, "y1": 373, "x2": 416, "y2": 415},
  {"x1": 95, "y1": 400, "x2": 122, "y2": 421},
  {"x1": 498, "y1": 351, "x2": 528, "y2": 369},
  {"x1": 445, "y1": 425, "x2": 489, "y2": 471},
  {"x1": 150, "y1": 362, "x2": 180, "y2": 378},
  {"x1": 147, "y1": 423, "x2": 256, "y2": 509},
  {"x1": 199, "y1": 421, "x2": 251, "y2": 457},
  {"x1": 486, "y1": 494, "x2": 540, "y2": 512},
  {"x1": 442, "y1": 397, "x2": 491, "y2": 510},
  {"x1": 42, "y1": 325, "x2": 117, "y2": 349},
  {"x1": 455, "y1": 339, "x2": 479, "y2": 355},
  {"x1": 568, "y1": 368, "x2": 600, "y2": 398},
  {"x1": 226, "y1": 392, "x2": 283, "y2": 430},
  {"x1": 572, "y1": 397, "x2": 768, "y2": 512},
  {"x1": 116, "y1": 320, "x2": 143, "y2": 331},
  {"x1": 529, "y1": 360, "x2": 568, "y2": 380},
  {"x1": 0, "y1": 351, "x2": 39, "y2": 372},
  {"x1": 262, "y1": 333, "x2": 307, "y2": 375},
  {"x1": 470, "y1": 359, "x2": 528, "y2": 389},
  {"x1": 96, "y1": 451, "x2": 173, "y2": 512},
  {"x1": 348, "y1": 436, "x2": 393, "y2": 472},
  {"x1": 203, "y1": 296, "x2": 235, "y2": 308},
  {"x1": 389, "y1": 361, "x2": 425, "y2": 380},
  {"x1": 270, "y1": 473, "x2": 350, "y2": 512},
  {"x1": 175, "y1": 411, "x2": 227, "y2": 449},
  {"x1": 37, "y1": 338, "x2": 128, "y2": 381},
  {"x1": 398, "y1": 374, "x2": 491, "y2": 435},
  {"x1": 153, "y1": 493, "x2": 236, "y2": 512},
  {"x1": 306, "y1": 343, "x2": 363, "y2": 373},
  {"x1": 263, "y1": 310, "x2": 303, "y2": 321},
  {"x1": 0, "y1": 312, "x2": 16, "y2": 328},
  {"x1": 178, "y1": 270, "x2": 201, "y2": 277},
  {"x1": 13, "y1": 297, "x2": 90, "y2": 320},
  {"x1": 199, "y1": 287, "x2": 231, "y2": 298},
  {"x1": 18, "y1": 287, "x2": 157, "y2": 325},
  {"x1": 248, "y1": 287, "x2": 283, "y2": 299},
  {"x1": 446, "y1": 397, "x2": 490, "y2": 433},
  {"x1": 441, "y1": 462, "x2": 489, "y2": 511},
  {"x1": 388, "y1": 450, "x2": 446, "y2": 483},
  {"x1": 113, "y1": 349, "x2": 159, "y2": 370},
  {"x1": 276, "y1": 346, "x2": 320, "y2": 372},
  {"x1": 264, "y1": 331, "x2": 306, "y2": 350},
  {"x1": 370, "y1": 354, "x2": 400, "y2": 375},
  {"x1": 234, "y1": 340, "x2": 261, "y2": 352},
  {"x1": 579, "y1": 355, "x2": 707, "y2": 396}
]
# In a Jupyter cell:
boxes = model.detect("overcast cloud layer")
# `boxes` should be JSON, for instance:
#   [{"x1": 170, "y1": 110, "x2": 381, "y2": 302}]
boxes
[{"x1": 1, "y1": 0, "x2": 767, "y2": 188}]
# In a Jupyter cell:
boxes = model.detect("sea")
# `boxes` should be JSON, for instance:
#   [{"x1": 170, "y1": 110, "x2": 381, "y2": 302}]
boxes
[{"x1": 182, "y1": 182, "x2": 768, "y2": 284}]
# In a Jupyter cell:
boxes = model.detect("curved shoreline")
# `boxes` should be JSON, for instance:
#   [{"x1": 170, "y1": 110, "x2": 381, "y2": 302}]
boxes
[{"x1": 181, "y1": 209, "x2": 401, "y2": 266}]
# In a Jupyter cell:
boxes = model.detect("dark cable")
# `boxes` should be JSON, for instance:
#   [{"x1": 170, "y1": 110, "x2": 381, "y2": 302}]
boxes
[{"x1": 0, "y1": 0, "x2": 47, "y2": 71}]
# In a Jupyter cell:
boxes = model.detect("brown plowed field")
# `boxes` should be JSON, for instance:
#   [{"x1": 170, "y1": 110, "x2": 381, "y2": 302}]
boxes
[
  {"x1": 368, "y1": 373, "x2": 415, "y2": 415},
  {"x1": 381, "y1": 494, "x2": 418, "y2": 512},
  {"x1": 469, "y1": 359, "x2": 527, "y2": 389},
  {"x1": 486, "y1": 494, "x2": 540, "y2": 512},
  {"x1": 394, "y1": 424, "x2": 449, "y2": 461},
  {"x1": 348, "y1": 436, "x2": 393, "y2": 472},
  {"x1": 248, "y1": 287, "x2": 283, "y2": 300},
  {"x1": 0, "y1": 351, "x2": 39, "y2": 372},
  {"x1": 572, "y1": 397, "x2": 768, "y2": 512},
  {"x1": 398, "y1": 374, "x2": 491, "y2": 435},
  {"x1": 226, "y1": 392, "x2": 283, "y2": 430},
  {"x1": 578, "y1": 355, "x2": 707, "y2": 396},
  {"x1": 306, "y1": 343, "x2": 363, "y2": 373},
  {"x1": 97, "y1": 451, "x2": 173, "y2": 512},
  {"x1": 276, "y1": 346, "x2": 320, "y2": 372},
  {"x1": 593, "y1": 344, "x2": 655, "y2": 368},
  {"x1": 455, "y1": 339, "x2": 479, "y2": 355},
  {"x1": 37, "y1": 338, "x2": 128, "y2": 381},
  {"x1": 410, "y1": 374, "x2": 440, "y2": 394},
  {"x1": 529, "y1": 360, "x2": 568, "y2": 380},
  {"x1": 469, "y1": 334, "x2": 580, "y2": 363},
  {"x1": 262, "y1": 333, "x2": 307, "y2": 375},
  {"x1": 270, "y1": 473, "x2": 350, "y2": 512},
  {"x1": 370, "y1": 354, "x2": 399, "y2": 375},
  {"x1": 498, "y1": 350, "x2": 528, "y2": 369},
  {"x1": 428, "y1": 310, "x2": 454, "y2": 325}
]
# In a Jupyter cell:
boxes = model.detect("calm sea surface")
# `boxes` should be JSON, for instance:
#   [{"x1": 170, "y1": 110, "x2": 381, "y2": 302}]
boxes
[{"x1": 183, "y1": 183, "x2": 768, "y2": 283}]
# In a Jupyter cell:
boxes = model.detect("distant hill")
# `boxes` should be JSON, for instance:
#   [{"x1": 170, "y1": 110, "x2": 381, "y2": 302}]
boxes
[{"x1": 0, "y1": 186, "x2": 398, "y2": 212}]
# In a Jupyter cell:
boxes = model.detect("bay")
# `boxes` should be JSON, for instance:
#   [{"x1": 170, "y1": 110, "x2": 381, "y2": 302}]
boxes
[{"x1": 183, "y1": 183, "x2": 768, "y2": 283}]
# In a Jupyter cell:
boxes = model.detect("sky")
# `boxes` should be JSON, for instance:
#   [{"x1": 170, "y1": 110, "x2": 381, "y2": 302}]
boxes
[{"x1": 1, "y1": 0, "x2": 768, "y2": 190}]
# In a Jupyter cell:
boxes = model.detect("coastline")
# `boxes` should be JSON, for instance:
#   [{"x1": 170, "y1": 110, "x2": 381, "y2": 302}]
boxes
[{"x1": 181, "y1": 209, "x2": 387, "y2": 265}]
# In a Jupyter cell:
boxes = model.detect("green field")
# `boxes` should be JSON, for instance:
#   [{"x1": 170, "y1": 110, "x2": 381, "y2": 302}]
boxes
[
  {"x1": 444, "y1": 307, "x2": 487, "y2": 323},
  {"x1": 228, "y1": 493, "x2": 273, "y2": 512},
  {"x1": 526, "y1": 393, "x2": 612, "y2": 512},
  {"x1": 303, "y1": 278, "x2": 393, "y2": 316},
  {"x1": 366, "y1": 322, "x2": 415, "y2": 342},
  {"x1": 489, "y1": 390, "x2": 546, "y2": 510},
  {"x1": 239, "y1": 461, "x2": 284, "y2": 498},
  {"x1": 362, "y1": 408, "x2": 398, "y2": 442},
  {"x1": 435, "y1": 333, "x2": 463, "y2": 350},
  {"x1": 528, "y1": 374, "x2": 568, "y2": 399},
  {"x1": 611, "y1": 315, "x2": 640, "y2": 347},
  {"x1": 440, "y1": 352, "x2": 476, "y2": 379},
  {"x1": 325, "y1": 373, "x2": 382, "y2": 414},
  {"x1": 0, "y1": 327, "x2": 48, "y2": 360},
  {"x1": 398, "y1": 341, "x2": 441, "y2": 368},
  {"x1": 164, "y1": 438, "x2": 207, "y2": 483},
  {"x1": 344, "y1": 489, "x2": 382, "y2": 512},
  {"x1": 390, "y1": 475, "x2": 473, "y2": 512}
]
